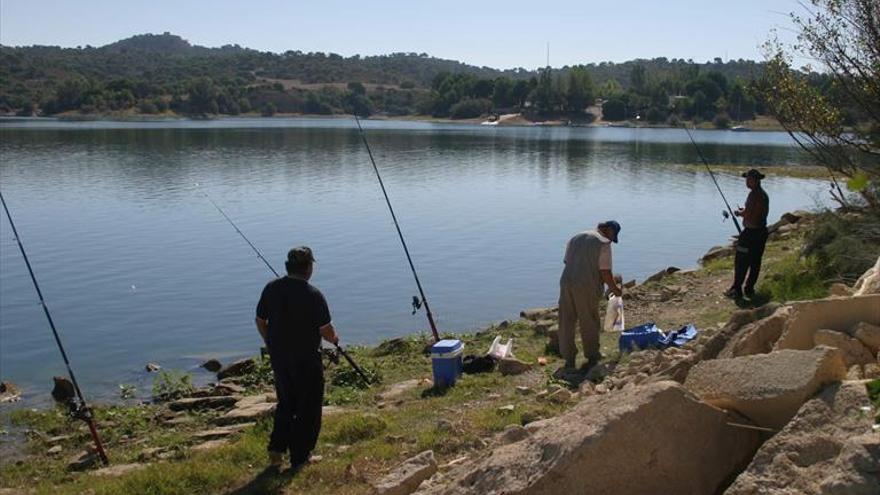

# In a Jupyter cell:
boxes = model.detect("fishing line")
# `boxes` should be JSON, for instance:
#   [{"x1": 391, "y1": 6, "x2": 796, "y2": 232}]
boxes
[
  {"x1": 352, "y1": 115, "x2": 441, "y2": 342},
  {"x1": 681, "y1": 124, "x2": 742, "y2": 234},
  {"x1": 0, "y1": 189, "x2": 110, "y2": 465},
  {"x1": 198, "y1": 187, "x2": 371, "y2": 385}
]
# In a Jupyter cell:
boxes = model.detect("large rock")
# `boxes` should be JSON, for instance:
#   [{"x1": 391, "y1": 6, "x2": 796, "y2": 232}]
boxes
[
  {"x1": 726, "y1": 382, "x2": 880, "y2": 495},
  {"x1": 0, "y1": 381, "x2": 21, "y2": 403},
  {"x1": 51, "y1": 376, "x2": 75, "y2": 404},
  {"x1": 773, "y1": 294, "x2": 880, "y2": 351},
  {"x1": 813, "y1": 329, "x2": 875, "y2": 367},
  {"x1": 719, "y1": 306, "x2": 792, "y2": 358},
  {"x1": 644, "y1": 266, "x2": 680, "y2": 283},
  {"x1": 853, "y1": 256, "x2": 880, "y2": 296},
  {"x1": 215, "y1": 401, "x2": 276, "y2": 425},
  {"x1": 498, "y1": 358, "x2": 532, "y2": 376},
  {"x1": 700, "y1": 245, "x2": 734, "y2": 264},
  {"x1": 520, "y1": 307, "x2": 556, "y2": 321},
  {"x1": 168, "y1": 395, "x2": 238, "y2": 412},
  {"x1": 375, "y1": 450, "x2": 438, "y2": 495},
  {"x1": 850, "y1": 322, "x2": 880, "y2": 355},
  {"x1": 684, "y1": 347, "x2": 847, "y2": 429},
  {"x1": 416, "y1": 382, "x2": 761, "y2": 495},
  {"x1": 217, "y1": 358, "x2": 257, "y2": 380}
]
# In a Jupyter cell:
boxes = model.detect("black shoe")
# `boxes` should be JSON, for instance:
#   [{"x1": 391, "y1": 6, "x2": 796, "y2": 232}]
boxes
[
  {"x1": 744, "y1": 287, "x2": 756, "y2": 298},
  {"x1": 724, "y1": 288, "x2": 743, "y2": 299}
]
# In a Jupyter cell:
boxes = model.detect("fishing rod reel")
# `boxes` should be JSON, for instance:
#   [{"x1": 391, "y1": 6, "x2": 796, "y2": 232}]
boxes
[
  {"x1": 321, "y1": 346, "x2": 340, "y2": 365},
  {"x1": 411, "y1": 295, "x2": 424, "y2": 315}
]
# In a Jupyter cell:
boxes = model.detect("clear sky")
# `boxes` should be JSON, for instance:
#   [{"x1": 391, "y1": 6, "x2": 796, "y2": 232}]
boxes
[{"x1": 0, "y1": 0, "x2": 801, "y2": 69}]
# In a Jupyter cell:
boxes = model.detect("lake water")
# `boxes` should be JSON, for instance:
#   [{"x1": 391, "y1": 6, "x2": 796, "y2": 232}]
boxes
[{"x1": 0, "y1": 117, "x2": 826, "y2": 403}]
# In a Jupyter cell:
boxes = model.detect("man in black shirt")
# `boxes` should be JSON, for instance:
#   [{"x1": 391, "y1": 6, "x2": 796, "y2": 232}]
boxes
[
  {"x1": 725, "y1": 169, "x2": 770, "y2": 299},
  {"x1": 255, "y1": 246, "x2": 339, "y2": 470}
]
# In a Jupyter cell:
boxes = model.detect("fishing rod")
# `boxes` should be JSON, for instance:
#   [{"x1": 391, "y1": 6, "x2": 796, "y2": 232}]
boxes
[
  {"x1": 0, "y1": 190, "x2": 109, "y2": 465},
  {"x1": 199, "y1": 188, "x2": 372, "y2": 386},
  {"x1": 353, "y1": 115, "x2": 441, "y2": 342},
  {"x1": 681, "y1": 123, "x2": 742, "y2": 234}
]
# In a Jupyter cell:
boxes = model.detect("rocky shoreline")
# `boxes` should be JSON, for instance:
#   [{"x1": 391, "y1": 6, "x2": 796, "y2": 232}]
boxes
[{"x1": 1, "y1": 209, "x2": 878, "y2": 494}]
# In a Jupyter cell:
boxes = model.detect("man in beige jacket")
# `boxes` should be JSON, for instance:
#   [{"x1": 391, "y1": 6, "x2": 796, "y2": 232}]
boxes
[{"x1": 558, "y1": 221, "x2": 623, "y2": 371}]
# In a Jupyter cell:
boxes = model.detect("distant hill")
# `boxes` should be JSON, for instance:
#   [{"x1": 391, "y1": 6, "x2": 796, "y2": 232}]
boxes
[{"x1": 0, "y1": 32, "x2": 772, "y2": 119}]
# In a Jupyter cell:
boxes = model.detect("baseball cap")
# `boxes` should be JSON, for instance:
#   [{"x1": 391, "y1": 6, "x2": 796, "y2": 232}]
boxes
[
  {"x1": 602, "y1": 220, "x2": 621, "y2": 243},
  {"x1": 287, "y1": 246, "x2": 316, "y2": 264},
  {"x1": 742, "y1": 169, "x2": 766, "y2": 180}
]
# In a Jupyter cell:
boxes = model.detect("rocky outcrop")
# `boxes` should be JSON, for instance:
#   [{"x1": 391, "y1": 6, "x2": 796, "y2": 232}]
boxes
[
  {"x1": 375, "y1": 450, "x2": 438, "y2": 495},
  {"x1": 217, "y1": 358, "x2": 257, "y2": 380},
  {"x1": 719, "y1": 306, "x2": 792, "y2": 358},
  {"x1": 684, "y1": 347, "x2": 847, "y2": 429},
  {"x1": 813, "y1": 330, "x2": 875, "y2": 367},
  {"x1": 773, "y1": 294, "x2": 880, "y2": 351},
  {"x1": 850, "y1": 322, "x2": 880, "y2": 355},
  {"x1": 168, "y1": 395, "x2": 238, "y2": 412},
  {"x1": 853, "y1": 255, "x2": 880, "y2": 296},
  {"x1": 726, "y1": 382, "x2": 880, "y2": 495},
  {"x1": 417, "y1": 382, "x2": 761, "y2": 495},
  {"x1": 644, "y1": 266, "x2": 680, "y2": 283}
]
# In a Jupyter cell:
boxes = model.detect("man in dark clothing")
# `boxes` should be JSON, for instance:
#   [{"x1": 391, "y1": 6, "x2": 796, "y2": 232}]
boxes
[
  {"x1": 255, "y1": 246, "x2": 339, "y2": 470},
  {"x1": 726, "y1": 169, "x2": 770, "y2": 299}
]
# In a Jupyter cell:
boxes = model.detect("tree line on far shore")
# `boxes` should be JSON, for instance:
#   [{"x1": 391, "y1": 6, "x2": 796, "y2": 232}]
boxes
[{"x1": 0, "y1": 32, "x2": 859, "y2": 128}]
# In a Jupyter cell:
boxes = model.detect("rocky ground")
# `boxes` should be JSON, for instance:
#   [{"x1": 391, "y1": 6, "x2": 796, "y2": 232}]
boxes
[{"x1": 1, "y1": 209, "x2": 878, "y2": 495}]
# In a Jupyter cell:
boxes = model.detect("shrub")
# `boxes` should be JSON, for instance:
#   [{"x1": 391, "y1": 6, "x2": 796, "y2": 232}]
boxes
[
  {"x1": 261, "y1": 102, "x2": 276, "y2": 117},
  {"x1": 756, "y1": 254, "x2": 827, "y2": 302},
  {"x1": 602, "y1": 99, "x2": 626, "y2": 121},
  {"x1": 138, "y1": 101, "x2": 159, "y2": 114},
  {"x1": 449, "y1": 98, "x2": 491, "y2": 119},
  {"x1": 713, "y1": 113, "x2": 731, "y2": 129},
  {"x1": 802, "y1": 210, "x2": 880, "y2": 283},
  {"x1": 151, "y1": 370, "x2": 193, "y2": 401}
]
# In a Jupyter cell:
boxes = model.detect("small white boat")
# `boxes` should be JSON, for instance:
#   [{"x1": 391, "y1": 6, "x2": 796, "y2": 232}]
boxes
[{"x1": 731, "y1": 125, "x2": 751, "y2": 132}]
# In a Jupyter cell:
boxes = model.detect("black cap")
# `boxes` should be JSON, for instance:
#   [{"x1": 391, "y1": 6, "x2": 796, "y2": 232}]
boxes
[
  {"x1": 287, "y1": 246, "x2": 316, "y2": 265},
  {"x1": 601, "y1": 220, "x2": 621, "y2": 243},
  {"x1": 742, "y1": 169, "x2": 766, "y2": 180}
]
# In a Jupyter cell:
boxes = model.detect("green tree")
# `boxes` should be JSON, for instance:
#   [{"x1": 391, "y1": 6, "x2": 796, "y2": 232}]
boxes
[
  {"x1": 564, "y1": 66, "x2": 594, "y2": 113},
  {"x1": 532, "y1": 67, "x2": 557, "y2": 114},
  {"x1": 762, "y1": 0, "x2": 879, "y2": 207},
  {"x1": 630, "y1": 64, "x2": 647, "y2": 92},
  {"x1": 602, "y1": 99, "x2": 626, "y2": 121},
  {"x1": 188, "y1": 77, "x2": 219, "y2": 114}
]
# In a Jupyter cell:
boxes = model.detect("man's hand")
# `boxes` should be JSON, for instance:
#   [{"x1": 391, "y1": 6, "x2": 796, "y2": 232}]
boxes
[
  {"x1": 255, "y1": 317, "x2": 269, "y2": 345},
  {"x1": 611, "y1": 285, "x2": 623, "y2": 297},
  {"x1": 320, "y1": 323, "x2": 340, "y2": 346},
  {"x1": 600, "y1": 269, "x2": 623, "y2": 298}
]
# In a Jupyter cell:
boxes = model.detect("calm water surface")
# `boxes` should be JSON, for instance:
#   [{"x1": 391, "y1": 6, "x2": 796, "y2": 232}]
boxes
[{"x1": 0, "y1": 118, "x2": 826, "y2": 402}]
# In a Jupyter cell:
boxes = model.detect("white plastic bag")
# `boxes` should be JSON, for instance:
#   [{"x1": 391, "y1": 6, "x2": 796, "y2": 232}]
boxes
[
  {"x1": 604, "y1": 295, "x2": 625, "y2": 332},
  {"x1": 487, "y1": 336, "x2": 514, "y2": 359}
]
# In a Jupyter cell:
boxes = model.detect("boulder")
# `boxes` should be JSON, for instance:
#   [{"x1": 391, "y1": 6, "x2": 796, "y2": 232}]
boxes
[
  {"x1": 813, "y1": 329, "x2": 875, "y2": 367},
  {"x1": 67, "y1": 449, "x2": 101, "y2": 471},
  {"x1": 684, "y1": 347, "x2": 847, "y2": 429},
  {"x1": 644, "y1": 266, "x2": 680, "y2": 283},
  {"x1": 416, "y1": 382, "x2": 760, "y2": 495},
  {"x1": 498, "y1": 424, "x2": 529, "y2": 445},
  {"x1": 850, "y1": 322, "x2": 880, "y2": 355},
  {"x1": 375, "y1": 450, "x2": 438, "y2": 495},
  {"x1": 168, "y1": 395, "x2": 238, "y2": 412},
  {"x1": 726, "y1": 382, "x2": 879, "y2": 495},
  {"x1": 217, "y1": 358, "x2": 257, "y2": 380},
  {"x1": 532, "y1": 320, "x2": 555, "y2": 335},
  {"x1": 213, "y1": 382, "x2": 246, "y2": 396},
  {"x1": 853, "y1": 256, "x2": 880, "y2": 296},
  {"x1": 51, "y1": 376, "x2": 75, "y2": 404},
  {"x1": 192, "y1": 423, "x2": 254, "y2": 441},
  {"x1": 191, "y1": 439, "x2": 229, "y2": 452},
  {"x1": 773, "y1": 295, "x2": 880, "y2": 351},
  {"x1": 234, "y1": 393, "x2": 276, "y2": 408},
  {"x1": 828, "y1": 283, "x2": 853, "y2": 297},
  {"x1": 498, "y1": 358, "x2": 532, "y2": 376},
  {"x1": 863, "y1": 363, "x2": 880, "y2": 379},
  {"x1": 0, "y1": 381, "x2": 20, "y2": 403},
  {"x1": 719, "y1": 306, "x2": 792, "y2": 358},
  {"x1": 145, "y1": 362, "x2": 161, "y2": 372},
  {"x1": 520, "y1": 307, "x2": 556, "y2": 321},
  {"x1": 215, "y1": 401, "x2": 276, "y2": 425},
  {"x1": 701, "y1": 245, "x2": 734, "y2": 264},
  {"x1": 201, "y1": 359, "x2": 222, "y2": 372}
]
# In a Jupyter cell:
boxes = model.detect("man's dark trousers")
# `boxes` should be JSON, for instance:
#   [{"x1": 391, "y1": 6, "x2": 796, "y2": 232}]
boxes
[
  {"x1": 268, "y1": 354, "x2": 324, "y2": 464},
  {"x1": 733, "y1": 227, "x2": 769, "y2": 293}
]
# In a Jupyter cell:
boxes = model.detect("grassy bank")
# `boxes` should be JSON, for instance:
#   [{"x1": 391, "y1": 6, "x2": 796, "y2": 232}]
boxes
[{"x1": 4, "y1": 209, "x2": 872, "y2": 495}]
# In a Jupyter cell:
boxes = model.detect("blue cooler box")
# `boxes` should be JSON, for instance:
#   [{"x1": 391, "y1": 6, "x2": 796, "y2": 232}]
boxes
[{"x1": 431, "y1": 339, "x2": 464, "y2": 387}]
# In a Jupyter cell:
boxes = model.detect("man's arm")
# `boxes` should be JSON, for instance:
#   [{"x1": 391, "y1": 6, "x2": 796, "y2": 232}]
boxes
[
  {"x1": 255, "y1": 317, "x2": 269, "y2": 345},
  {"x1": 600, "y1": 270, "x2": 622, "y2": 297},
  {"x1": 319, "y1": 322, "x2": 339, "y2": 345}
]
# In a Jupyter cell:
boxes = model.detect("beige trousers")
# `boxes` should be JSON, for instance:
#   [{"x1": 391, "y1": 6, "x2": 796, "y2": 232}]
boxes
[{"x1": 557, "y1": 281, "x2": 601, "y2": 367}]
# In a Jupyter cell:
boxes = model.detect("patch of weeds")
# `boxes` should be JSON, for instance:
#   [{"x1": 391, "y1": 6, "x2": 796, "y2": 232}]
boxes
[
  {"x1": 325, "y1": 414, "x2": 388, "y2": 444},
  {"x1": 803, "y1": 210, "x2": 880, "y2": 283},
  {"x1": 866, "y1": 380, "x2": 880, "y2": 424},
  {"x1": 151, "y1": 370, "x2": 194, "y2": 401},
  {"x1": 323, "y1": 385, "x2": 364, "y2": 406},
  {"x1": 329, "y1": 363, "x2": 381, "y2": 389},
  {"x1": 118, "y1": 383, "x2": 137, "y2": 400},
  {"x1": 702, "y1": 257, "x2": 735, "y2": 274},
  {"x1": 756, "y1": 254, "x2": 828, "y2": 302}
]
